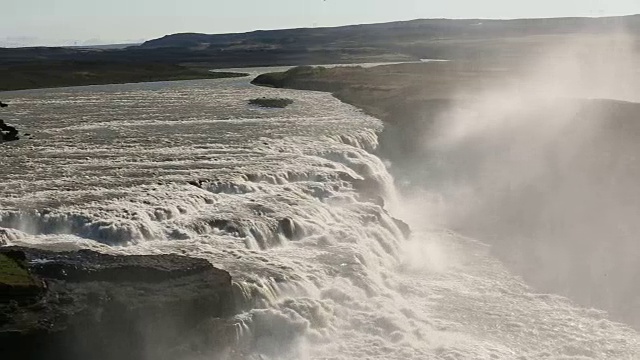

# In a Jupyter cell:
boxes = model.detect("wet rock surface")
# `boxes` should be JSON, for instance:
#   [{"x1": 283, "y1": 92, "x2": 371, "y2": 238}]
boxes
[
  {"x1": 0, "y1": 247, "x2": 237, "y2": 360},
  {"x1": 392, "y1": 218, "x2": 411, "y2": 239},
  {"x1": 248, "y1": 97, "x2": 294, "y2": 108},
  {"x1": 1, "y1": 102, "x2": 23, "y2": 142},
  {"x1": 0, "y1": 119, "x2": 20, "y2": 142}
]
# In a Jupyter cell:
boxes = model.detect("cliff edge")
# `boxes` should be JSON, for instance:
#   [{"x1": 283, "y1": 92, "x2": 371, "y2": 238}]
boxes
[{"x1": 0, "y1": 247, "x2": 237, "y2": 360}]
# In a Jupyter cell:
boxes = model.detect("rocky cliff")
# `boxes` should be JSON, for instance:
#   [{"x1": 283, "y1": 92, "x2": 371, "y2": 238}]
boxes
[{"x1": 0, "y1": 247, "x2": 237, "y2": 360}]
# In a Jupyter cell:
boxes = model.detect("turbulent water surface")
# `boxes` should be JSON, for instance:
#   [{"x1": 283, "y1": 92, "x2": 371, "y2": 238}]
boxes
[{"x1": 2, "y1": 75, "x2": 640, "y2": 359}]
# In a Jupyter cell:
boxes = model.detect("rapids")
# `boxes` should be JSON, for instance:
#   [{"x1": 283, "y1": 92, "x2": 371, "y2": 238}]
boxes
[{"x1": 1, "y1": 75, "x2": 639, "y2": 359}]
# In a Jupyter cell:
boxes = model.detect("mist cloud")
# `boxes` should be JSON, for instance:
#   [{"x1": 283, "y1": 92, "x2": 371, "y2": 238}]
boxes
[{"x1": 415, "y1": 32, "x2": 640, "y2": 326}]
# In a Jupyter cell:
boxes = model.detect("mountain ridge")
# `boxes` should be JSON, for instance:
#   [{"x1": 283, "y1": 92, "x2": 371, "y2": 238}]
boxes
[{"x1": 139, "y1": 14, "x2": 640, "y2": 49}]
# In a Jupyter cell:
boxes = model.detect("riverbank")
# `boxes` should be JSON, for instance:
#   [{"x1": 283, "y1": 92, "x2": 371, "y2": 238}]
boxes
[{"x1": 0, "y1": 62, "x2": 248, "y2": 92}]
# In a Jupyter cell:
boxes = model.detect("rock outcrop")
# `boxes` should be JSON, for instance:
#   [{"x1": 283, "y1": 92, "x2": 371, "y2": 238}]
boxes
[
  {"x1": 1, "y1": 102, "x2": 20, "y2": 142},
  {"x1": 248, "y1": 97, "x2": 294, "y2": 108},
  {"x1": 0, "y1": 247, "x2": 237, "y2": 360},
  {"x1": 0, "y1": 119, "x2": 19, "y2": 142}
]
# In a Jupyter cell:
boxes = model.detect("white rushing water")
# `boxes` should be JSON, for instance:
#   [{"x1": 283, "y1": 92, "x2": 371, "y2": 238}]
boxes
[{"x1": 2, "y1": 75, "x2": 640, "y2": 359}]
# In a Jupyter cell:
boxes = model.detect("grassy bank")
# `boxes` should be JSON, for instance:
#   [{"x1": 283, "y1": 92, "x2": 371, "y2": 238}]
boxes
[
  {"x1": 0, "y1": 253, "x2": 36, "y2": 288},
  {"x1": 251, "y1": 62, "x2": 506, "y2": 121},
  {"x1": 0, "y1": 62, "x2": 248, "y2": 92}
]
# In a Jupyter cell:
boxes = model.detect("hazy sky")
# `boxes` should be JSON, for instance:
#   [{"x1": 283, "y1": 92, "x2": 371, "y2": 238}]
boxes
[{"x1": 2, "y1": 0, "x2": 639, "y2": 46}]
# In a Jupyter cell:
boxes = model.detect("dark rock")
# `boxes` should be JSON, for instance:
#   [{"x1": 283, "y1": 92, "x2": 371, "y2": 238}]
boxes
[
  {"x1": 392, "y1": 217, "x2": 412, "y2": 239},
  {"x1": 187, "y1": 179, "x2": 203, "y2": 188},
  {"x1": 0, "y1": 247, "x2": 237, "y2": 360},
  {"x1": 351, "y1": 178, "x2": 383, "y2": 197},
  {"x1": 351, "y1": 177, "x2": 389, "y2": 207},
  {"x1": 208, "y1": 219, "x2": 240, "y2": 235},
  {"x1": 371, "y1": 195, "x2": 385, "y2": 208},
  {"x1": 0, "y1": 230, "x2": 8, "y2": 246},
  {"x1": 248, "y1": 97, "x2": 294, "y2": 108},
  {"x1": 278, "y1": 217, "x2": 304, "y2": 241},
  {"x1": 169, "y1": 229, "x2": 191, "y2": 240},
  {"x1": 0, "y1": 119, "x2": 19, "y2": 142}
]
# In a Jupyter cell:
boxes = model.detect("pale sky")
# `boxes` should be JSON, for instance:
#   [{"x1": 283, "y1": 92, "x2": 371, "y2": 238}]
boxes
[{"x1": 2, "y1": 0, "x2": 639, "y2": 47}]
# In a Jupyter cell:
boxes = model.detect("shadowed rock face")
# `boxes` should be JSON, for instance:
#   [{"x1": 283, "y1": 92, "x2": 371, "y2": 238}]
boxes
[
  {"x1": 0, "y1": 119, "x2": 19, "y2": 142},
  {"x1": 1, "y1": 102, "x2": 20, "y2": 142},
  {"x1": 0, "y1": 247, "x2": 237, "y2": 360}
]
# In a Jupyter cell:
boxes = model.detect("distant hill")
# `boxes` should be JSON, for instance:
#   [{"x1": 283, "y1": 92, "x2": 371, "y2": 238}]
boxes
[
  {"x1": 63, "y1": 43, "x2": 141, "y2": 50},
  {"x1": 2, "y1": 14, "x2": 640, "y2": 91},
  {"x1": 131, "y1": 15, "x2": 640, "y2": 67},
  {"x1": 3, "y1": 15, "x2": 639, "y2": 68},
  {"x1": 140, "y1": 15, "x2": 640, "y2": 51}
]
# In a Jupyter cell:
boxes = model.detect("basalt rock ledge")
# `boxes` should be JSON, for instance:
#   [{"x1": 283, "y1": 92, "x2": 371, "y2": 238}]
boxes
[{"x1": 0, "y1": 247, "x2": 237, "y2": 360}]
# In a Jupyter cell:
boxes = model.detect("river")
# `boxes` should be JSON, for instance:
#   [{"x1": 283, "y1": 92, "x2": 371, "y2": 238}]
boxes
[{"x1": 1, "y1": 74, "x2": 639, "y2": 359}]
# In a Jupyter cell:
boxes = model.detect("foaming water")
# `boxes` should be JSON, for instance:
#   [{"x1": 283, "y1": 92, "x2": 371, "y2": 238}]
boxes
[{"x1": 2, "y1": 74, "x2": 640, "y2": 359}]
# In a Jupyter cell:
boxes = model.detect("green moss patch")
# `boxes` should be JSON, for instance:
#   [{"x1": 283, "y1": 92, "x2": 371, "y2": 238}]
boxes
[{"x1": 0, "y1": 253, "x2": 36, "y2": 287}]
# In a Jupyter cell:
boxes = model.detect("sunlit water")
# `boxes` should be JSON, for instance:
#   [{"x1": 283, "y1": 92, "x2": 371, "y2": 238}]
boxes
[{"x1": 1, "y1": 75, "x2": 639, "y2": 359}]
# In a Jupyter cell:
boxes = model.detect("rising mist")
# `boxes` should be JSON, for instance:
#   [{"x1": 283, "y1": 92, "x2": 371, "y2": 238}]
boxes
[{"x1": 411, "y1": 33, "x2": 640, "y2": 326}]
